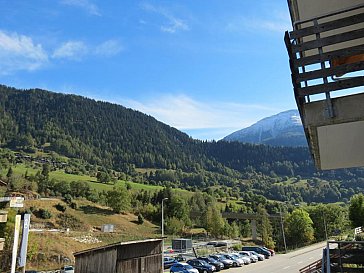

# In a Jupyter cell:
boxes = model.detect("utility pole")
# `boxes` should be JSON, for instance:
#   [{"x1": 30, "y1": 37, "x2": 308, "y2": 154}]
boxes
[
  {"x1": 322, "y1": 210, "x2": 328, "y2": 240},
  {"x1": 279, "y1": 206, "x2": 287, "y2": 253},
  {"x1": 161, "y1": 198, "x2": 168, "y2": 273}
]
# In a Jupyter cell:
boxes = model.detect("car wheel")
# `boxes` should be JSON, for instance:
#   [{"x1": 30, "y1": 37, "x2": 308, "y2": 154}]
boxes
[
  {"x1": 233, "y1": 262, "x2": 237, "y2": 267},
  {"x1": 203, "y1": 270, "x2": 207, "y2": 273}
]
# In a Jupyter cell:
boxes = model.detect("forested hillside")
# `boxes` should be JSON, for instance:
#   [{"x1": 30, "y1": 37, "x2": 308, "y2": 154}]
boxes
[{"x1": 1, "y1": 85, "x2": 364, "y2": 203}]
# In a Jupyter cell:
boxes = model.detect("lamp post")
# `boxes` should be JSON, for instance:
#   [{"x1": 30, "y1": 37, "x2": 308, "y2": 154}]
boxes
[{"x1": 161, "y1": 198, "x2": 168, "y2": 272}]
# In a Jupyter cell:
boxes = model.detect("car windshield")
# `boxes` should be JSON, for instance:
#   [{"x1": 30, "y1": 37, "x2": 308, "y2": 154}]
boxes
[
  {"x1": 199, "y1": 260, "x2": 209, "y2": 266},
  {"x1": 64, "y1": 267, "x2": 73, "y2": 270},
  {"x1": 208, "y1": 257, "x2": 216, "y2": 262}
]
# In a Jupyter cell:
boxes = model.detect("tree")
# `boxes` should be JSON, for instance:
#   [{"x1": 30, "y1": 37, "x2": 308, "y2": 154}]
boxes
[
  {"x1": 166, "y1": 217, "x2": 184, "y2": 235},
  {"x1": 167, "y1": 196, "x2": 191, "y2": 225},
  {"x1": 286, "y1": 209, "x2": 314, "y2": 248},
  {"x1": 206, "y1": 204, "x2": 224, "y2": 238},
  {"x1": 97, "y1": 171, "x2": 110, "y2": 184},
  {"x1": 349, "y1": 193, "x2": 364, "y2": 228},
  {"x1": 257, "y1": 205, "x2": 275, "y2": 248},
  {"x1": 6, "y1": 166, "x2": 13, "y2": 177},
  {"x1": 41, "y1": 163, "x2": 50, "y2": 179},
  {"x1": 306, "y1": 204, "x2": 348, "y2": 241},
  {"x1": 106, "y1": 186, "x2": 131, "y2": 213}
]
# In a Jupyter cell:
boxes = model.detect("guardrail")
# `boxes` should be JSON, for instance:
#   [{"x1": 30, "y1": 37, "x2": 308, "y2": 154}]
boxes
[{"x1": 300, "y1": 241, "x2": 364, "y2": 273}]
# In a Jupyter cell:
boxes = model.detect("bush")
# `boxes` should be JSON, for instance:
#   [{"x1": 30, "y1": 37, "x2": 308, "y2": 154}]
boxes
[
  {"x1": 64, "y1": 194, "x2": 73, "y2": 204},
  {"x1": 57, "y1": 213, "x2": 86, "y2": 230},
  {"x1": 38, "y1": 209, "x2": 52, "y2": 219},
  {"x1": 231, "y1": 243, "x2": 242, "y2": 251},
  {"x1": 70, "y1": 202, "x2": 78, "y2": 210},
  {"x1": 137, "y1": 213, "x2": 144, "y2": 225},
  {"x1": 55, "y1": 203, "x2": 67, "y2": 212}
]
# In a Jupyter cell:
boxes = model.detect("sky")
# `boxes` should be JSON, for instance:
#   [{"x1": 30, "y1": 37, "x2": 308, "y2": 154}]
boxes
[{"x1": 0, "y1": 0, "x2": 296, "y2": 140}]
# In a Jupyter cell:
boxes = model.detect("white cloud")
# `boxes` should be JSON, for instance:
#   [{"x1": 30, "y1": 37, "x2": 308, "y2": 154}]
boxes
[
  {"x1": 226, "y1": 13, "x2": 291, "y2": 34},
  {"x1": 121, "y1": 94, "x2": 280, "y2": 139},
  {"x1": 52, "y1": 41, "x2": 88, "y2": 60},
  {"x1": 141, "y1": 3, "x2": 189, "y2": 34},
  {"x1": 60, "y1": 0, "x2": 101, "y2": 16},
  {"x1": 94, "y1": 40, "x2": 123, "y2": 57},
  {"x1": 0, "y1": 30, "x2": 48, "y2": 74}
]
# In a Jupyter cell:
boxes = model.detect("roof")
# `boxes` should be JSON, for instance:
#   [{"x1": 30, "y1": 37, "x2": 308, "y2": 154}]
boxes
[{"x1": 74, "y1": 238, "x2": 162, "y2": 256}]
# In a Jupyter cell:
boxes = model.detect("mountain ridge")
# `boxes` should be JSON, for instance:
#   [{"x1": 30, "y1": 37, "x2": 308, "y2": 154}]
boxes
[{"x1": 223, "y1": 109, "x2": 307, "y2": 147}]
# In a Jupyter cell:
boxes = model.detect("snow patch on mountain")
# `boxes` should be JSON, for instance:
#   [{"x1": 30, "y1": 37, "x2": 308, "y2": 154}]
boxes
[{"x1": 223, "y1": 109, "x2": 306, "y2": 147}]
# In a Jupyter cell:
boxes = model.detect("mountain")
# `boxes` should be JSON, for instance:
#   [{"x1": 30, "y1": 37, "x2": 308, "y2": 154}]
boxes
[
  {"x1": 0, "y1": 85, "x2": 314, "y2": 177},
  {"x1": 223, "y1": 110, "x2": 307, "y2": 147},
  {"x1": 2, "y1": 85, "x2": 364, "y2": 204}
]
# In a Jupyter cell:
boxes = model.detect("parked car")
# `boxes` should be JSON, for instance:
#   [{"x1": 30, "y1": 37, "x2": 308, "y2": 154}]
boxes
[
  {"x1": 206, "y1": 241, "x2": 227, "y2": 247},
  {"x1": 175, "y1": 254, "x2": 187, "y2": 262},
  {"x1": 248, "y1": 250, "x2": 265, "y2": 261},
  {"x1": 241, "y1": 246, "x2": 271, "y2": 259},
  {"x1": 197, "y1": 256, "x2": 224, "y2": 271},
  {"x1": 60, "y1": 266, "x2": 74, "y2": 273},
  {"x1": 239, "y1": 251, "x2": 258, "y2": 263},
  {"x1": 232, "y1": 253, "x2": 251, "y2": 265},
  {"x1": 164, "y1": 256, "x2": 178, "y2": 269},
  {"x1": 170, "y1": 262, "x2": 199, "y2": 273},
  {"x1": 220, "y1": 254, "x2": 243, "y2": 267},
  {"x1": 209, "y1": 254, "x2": 234, "y2": 269},
  {"x1": 261, "y1": 246, "x2": 275, "y2": 256},
  {"x1": 187, "y1": 259, "x2": 216, "y2": 273}
]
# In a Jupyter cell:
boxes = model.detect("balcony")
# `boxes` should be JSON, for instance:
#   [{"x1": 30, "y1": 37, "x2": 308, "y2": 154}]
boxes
[{"x1": 285, "y1": 3, "x2": 364, "y2": 170}]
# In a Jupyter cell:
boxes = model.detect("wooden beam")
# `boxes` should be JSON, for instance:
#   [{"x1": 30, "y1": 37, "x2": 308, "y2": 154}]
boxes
[
  {"x1": 290, "y1": 12, "x2": 364, "y2": 39},
  {"x1": 297, "y1": 76, "x2": 364, "y2": 97},
  {"x1": 292, "y1": 28, "x2": 364, "y2": 54},
  {"x1": 296, "y1": 61, "x2": 364, "y2": 83}
]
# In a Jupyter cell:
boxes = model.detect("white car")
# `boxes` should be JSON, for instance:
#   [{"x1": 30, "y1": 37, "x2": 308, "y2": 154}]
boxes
[
  {"x1": 248, "y1": 251, "x2": 265, "y2": 261},
  {"x1": 233, "y1": 252, "x2": 251, "y2": 265},
  {"x1": 239, "y1": 251, "x2": 259, "y2": 263},
  {"x1": 60, "y1": 265, "x2": 74, "y2": 273}
]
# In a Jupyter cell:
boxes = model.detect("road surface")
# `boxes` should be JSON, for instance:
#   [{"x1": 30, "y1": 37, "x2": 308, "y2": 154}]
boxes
[{"x1": 227, "y1": 242, "x2": 326, "y2": 273}]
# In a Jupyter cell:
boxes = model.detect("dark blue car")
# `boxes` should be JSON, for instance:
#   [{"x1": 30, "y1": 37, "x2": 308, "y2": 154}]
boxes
[
  {"x1": 197, "y1": 257, "x2": 224, "y2": 271},
  {"x1": 187, "y1": 259, "x2": 216, "y2": 273}
]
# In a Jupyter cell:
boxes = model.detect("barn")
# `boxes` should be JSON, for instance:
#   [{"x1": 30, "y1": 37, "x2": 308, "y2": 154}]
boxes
[{"x1": 74, "y1": 239, "x2": 162, "y2": 273}]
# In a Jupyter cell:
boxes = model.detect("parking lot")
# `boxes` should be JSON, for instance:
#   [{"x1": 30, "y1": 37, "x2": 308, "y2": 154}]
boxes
[{"x1": 164, "y1": 242, "x2": 326, "y2": 273}]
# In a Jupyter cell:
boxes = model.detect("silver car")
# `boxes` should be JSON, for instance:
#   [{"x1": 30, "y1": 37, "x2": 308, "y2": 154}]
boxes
[{"x1": 221, "y1": 254, "x2": 243, "y2": 267}]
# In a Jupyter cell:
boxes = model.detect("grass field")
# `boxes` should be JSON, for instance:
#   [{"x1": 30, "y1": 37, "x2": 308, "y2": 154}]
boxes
[{"x1": 1, "y1": 164, "x2": 190, "y2": 194}]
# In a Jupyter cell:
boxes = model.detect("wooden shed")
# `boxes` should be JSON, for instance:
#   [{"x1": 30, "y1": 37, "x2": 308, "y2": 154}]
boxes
[{"x1": 74, "y1": 239, "x2": 162, "y2": 273}]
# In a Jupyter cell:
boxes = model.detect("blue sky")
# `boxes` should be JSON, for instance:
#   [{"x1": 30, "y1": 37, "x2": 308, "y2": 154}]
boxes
[{"x1": 0, "y1": 0, "x2": 295, "y2": 140}]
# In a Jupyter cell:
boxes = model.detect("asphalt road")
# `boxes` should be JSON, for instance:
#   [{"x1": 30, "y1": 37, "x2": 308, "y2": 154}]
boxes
[{"x1": 226, "y1": 242, "x2": 327, "y2": 273}]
